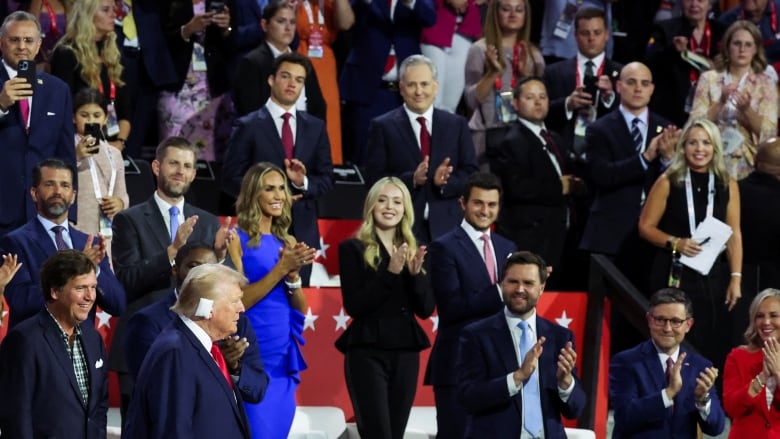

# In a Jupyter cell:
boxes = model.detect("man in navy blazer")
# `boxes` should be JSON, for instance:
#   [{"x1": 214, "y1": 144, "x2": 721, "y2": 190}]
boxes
[
  {"x1": 457, "y1": 251, "x2": 586, "y2": 439},
  {"x1": 365, "y1": 55, "x2": 478, "y2": 243},
  {"x1": 123, "y1": 263, "x2": 251, "y2": 439},
  {"x1": 1, "y1": 158, "x2": 125, "y2": 330},
  {"x1": 339, "y1": 0, "x2": 435, "y2": 164},
  {"x1": 0, "y1": 12, "x2": 76, "y2": 238},
  {"x1": 124, "y1": 243, "x2": 268, "y2": 406},
  {"x1": 425, "y1": 171, "x2": 517, "y2": 438},
  {"x1": 580, "y1": 62, "x2": 677, "y2": 261},
  {"x1": 223, "y1": 52, "x2": 333, "y2": 285},
  {"x1": 610, "y1": 288, "x2": 725, "y2": 438},
  {"x1": 0, "y1": 250, "x2": 109, "y2": 438}
]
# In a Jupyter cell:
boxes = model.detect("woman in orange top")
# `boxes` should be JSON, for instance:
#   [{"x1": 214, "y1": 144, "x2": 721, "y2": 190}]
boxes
[{"x1": 296, "y1": 0, "x2": 354, "y2": 164}]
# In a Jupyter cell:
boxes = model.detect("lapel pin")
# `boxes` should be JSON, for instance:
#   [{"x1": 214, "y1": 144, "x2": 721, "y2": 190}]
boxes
[
  {"x1": 37, "y1": 79, "x2": 43, "y2": 85},
  {"x1": 656, "y1": 126, "x2": 662, "y2": 134}
]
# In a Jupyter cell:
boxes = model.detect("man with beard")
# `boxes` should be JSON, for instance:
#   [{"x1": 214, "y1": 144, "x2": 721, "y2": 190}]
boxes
[
  {"x1": 110, "y1": 137, "x2": 229, "y2": 419},
  {"x1": 456, "y1": 251, "x2": 586, "y2": 438},
  {"x1": 0, "y1": 158, "x2": 125, "y2": 329}
]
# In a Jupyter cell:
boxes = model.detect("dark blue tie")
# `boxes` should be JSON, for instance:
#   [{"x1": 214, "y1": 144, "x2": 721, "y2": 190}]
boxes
[
  {"x1": 631, "y1": 117, "x2": 643, "y2": 152},
  {"x1": 51, "y1": 225, "x2": 68, "y2": 250}
]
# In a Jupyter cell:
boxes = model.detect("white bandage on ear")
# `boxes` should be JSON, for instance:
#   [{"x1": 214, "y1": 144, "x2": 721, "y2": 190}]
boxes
[{"x1": 194, "y1": 298, "x2": 214, "y2": 319}]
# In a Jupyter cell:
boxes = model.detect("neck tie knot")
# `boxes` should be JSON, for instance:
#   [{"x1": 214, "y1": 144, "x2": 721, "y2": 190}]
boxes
[
  {"x1": 282, "y1": 112, "x2": 292, "y2": 122},
  {"x1": 584, "y1": 59, "x2": 595, "y2": 77},
  {"x1": 52, "y1": 225, "x2": 68, "y2": 250},
  {"x1": 169, "y1": 206, "x2": 180, "y2": 243}
]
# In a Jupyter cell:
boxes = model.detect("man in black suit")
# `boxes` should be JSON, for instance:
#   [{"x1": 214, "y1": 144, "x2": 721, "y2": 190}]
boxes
[
  {"x1": 491, "y1": 77, "x2": 582, "y2": 276},
  {"x1": 364, "y1": 54, "x2": 478, "y2": 243},
  {"x1": 111, "y1": 136, "x2": 228, "y2": 415},
  {"x1": 580, "y1": 62, "x2": 677, "y2": 273},
  {"x1": 426, "y1": 171, "x2": 517, "y2": 438},
  {"x1": 232, "y1": 1, "x2": 326, "y2": 119},
  {"x1": 223, "y1": 52, "x2": 333, "y2": 285},
  {"x1": 0, "y1": 250, "x2": 109, "y2": 438},
  {"x1": 543, "y1": 7, "x2": 622, "y2": 156}
]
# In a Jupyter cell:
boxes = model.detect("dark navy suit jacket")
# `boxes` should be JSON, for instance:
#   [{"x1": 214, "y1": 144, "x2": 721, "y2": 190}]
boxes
[
  {"x1": 610, "y1": 339, "x2": 726, "y2": 438},
  {"x1": 425, "y1": 226, "x2": 516, "y2": 387},
  {"x1": 0, "y1": 65, "x2": 75, "y2": 237},
  {"x1": 580, "y1": 109, "x2": 670, "y2": 255},
  {"x1": 0, "y1": 309, "x2": 109, "y2": 438},
  {"x1": 365, "y1": 107, "x2": 478, "y2": 241},
  {"x1": 1, "y1": 219, "x2": 126, "y2": 329},
  {"x1": 222, "y1": 106, "x2": 334, "y2": 251},
  {"x1": 123, "y1": 317, "x2": 252, "y2": 438},
  {"x1": 124, "y1": 290, "x2": 269, "y2": 404},
  {"x1": 457, "y1": 311, "x2": 587, "y2": 439}
]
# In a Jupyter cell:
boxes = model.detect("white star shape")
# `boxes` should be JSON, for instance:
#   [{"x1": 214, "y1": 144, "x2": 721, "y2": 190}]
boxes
[
  {"x1": 555, "y1": 310, "x2": 573, "y2": 329},
  {"x1": 304, "y1": 307, "x2": 319, "y2": 331},
  {"x1": 333, "y1": 307, "x2": 350, "y2": 331},
  {"x1": 316, "y1": 237, "x2": 330, "y2": 260},
  {"x1": 0, "y1": 310, "x2": 7, "y2": 327},
  {"x1": 96, "y1": 310, "x2": 112, "y2": 329},
  {"x1": 430, "y1": 315, "x2": 439, "y2": 333}
]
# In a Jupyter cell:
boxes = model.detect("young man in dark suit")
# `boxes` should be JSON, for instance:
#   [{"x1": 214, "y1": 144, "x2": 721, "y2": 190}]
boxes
[
  {"x1": 0, "y1": 11, "x2": 76, "y2": 238},
  {"x1": 0, "y1": 250, "x2": 110, "y2": 438},
  {"x1": 223, "y1": 51, "x2": 333, "y2": 285},
  {"x1": 457, "y1": 251, "x2": 586, "y2": 438},
  {"x1": 364, "y1": 54, "x2": 478, "y2": 243},
  {"x1": 426, "y1": 171, "x2": 517, "y2": 438}
]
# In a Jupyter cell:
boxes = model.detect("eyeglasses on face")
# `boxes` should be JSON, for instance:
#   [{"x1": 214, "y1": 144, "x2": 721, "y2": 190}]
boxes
[
  {"x1": 650, "y1": 315, "x2": 689, "y2": 329},
  {"x1": 3, "y1": 36, "x2": 39, "y2": 45}
]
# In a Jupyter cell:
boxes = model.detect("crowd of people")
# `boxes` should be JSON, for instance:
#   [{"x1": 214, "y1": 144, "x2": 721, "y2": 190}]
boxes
[{"x1": 0, "y1": 0, "x2": 779, "y2": 438}]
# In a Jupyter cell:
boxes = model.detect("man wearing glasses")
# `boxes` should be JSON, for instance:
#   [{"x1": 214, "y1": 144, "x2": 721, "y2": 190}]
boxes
[
  {"x1": 0, "y1": 11, "x2": 75, "y2": 238},
  {"x1": 609, "y1": 288, "x2": 726, "y2": 438}
]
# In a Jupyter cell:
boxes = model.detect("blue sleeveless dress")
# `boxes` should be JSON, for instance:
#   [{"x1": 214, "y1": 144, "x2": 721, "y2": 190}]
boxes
[{"x1": 238, "y1": 230, "x2": 307, "y2": 438}]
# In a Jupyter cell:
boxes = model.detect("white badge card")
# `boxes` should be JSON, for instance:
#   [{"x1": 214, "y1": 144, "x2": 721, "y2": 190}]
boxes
[
  {"x1": 192, "y1": 43, "x2": 207, "y2": 72},
  {"x1": 106, "y1": 102, "x2": 120, "y2": 137},
  {"x1": 498, "y1": 91, "x2": 517, "y2": 123},
  {"x1": 308, "y1": 29, "x2": 324, "y2": 58},
  {"x1": 99, "y1": 212, "x2": 113, "y2": 238},
  {"x1": 553, "y1": 3, "x2": 578, "y2": 39},
  {"x1": 721, "y1": 126, "x2": 744, "y2": 155}
]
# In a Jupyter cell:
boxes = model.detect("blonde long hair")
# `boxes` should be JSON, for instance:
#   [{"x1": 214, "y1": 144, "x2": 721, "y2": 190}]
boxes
[
  {"x1": 235, "y1": 162, "x2": 294, "y2": 247},
  {"x1": 56, "y1": 0, "x2": 124, "y2": 89},
  {"x1": 357, "y1": 177, "x2": 418, "y2": 270},
  {"x1": 665, "y1": 118, "x2": 730, "y2": 187}
]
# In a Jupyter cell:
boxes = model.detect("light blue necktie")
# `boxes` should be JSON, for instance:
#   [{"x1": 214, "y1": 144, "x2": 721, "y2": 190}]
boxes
[
  {"x1": 519, "y1": 320, "x2": 543, "y2": 437},
  {"x1": 169, "y1": 206, "x2": 179, "y2": 243}
]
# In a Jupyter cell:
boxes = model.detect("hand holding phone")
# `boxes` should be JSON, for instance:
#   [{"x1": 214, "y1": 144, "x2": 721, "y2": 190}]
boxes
[
  {"x1": 17, "y1": 60, "x2": 36, "y2": 86},
  {"x1": 210, "y1": 0, "x2": 225, "y2": 12},
  {"x1": 582, "y1": 75, "x2": 598, "y2": 100}
]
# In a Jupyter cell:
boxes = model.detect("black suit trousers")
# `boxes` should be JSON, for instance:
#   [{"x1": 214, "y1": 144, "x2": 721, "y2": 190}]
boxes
[{"x1": 345, "y1": 348, "x2": 419, "y2": 439}]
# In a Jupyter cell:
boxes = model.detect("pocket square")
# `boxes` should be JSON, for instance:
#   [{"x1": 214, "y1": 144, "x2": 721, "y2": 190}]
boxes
[
  {"x1": 46, "y1": 111, "x2": 55, "y2": 116},
  {"x1": 95, "y1": 358, "x2": 104, "y2": 369}
]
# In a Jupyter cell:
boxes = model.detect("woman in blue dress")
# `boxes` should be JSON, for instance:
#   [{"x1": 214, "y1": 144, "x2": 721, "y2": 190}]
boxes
[{"x1": 228, "y1": 161, "x2": 317, "y2": 438}]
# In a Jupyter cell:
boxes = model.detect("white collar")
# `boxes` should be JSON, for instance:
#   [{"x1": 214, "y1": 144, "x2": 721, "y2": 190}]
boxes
[{"x1": 179, "y1": 314, "x2": 213, "y2": 352}]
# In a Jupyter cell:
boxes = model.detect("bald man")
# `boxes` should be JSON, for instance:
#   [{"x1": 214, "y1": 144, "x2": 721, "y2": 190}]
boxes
[
  {"x1": 734, "y1": 138, "x2": 780, "y2": 343},
  {"x1": 580, "y1": 62, "x2": 679, "y2": 293}
]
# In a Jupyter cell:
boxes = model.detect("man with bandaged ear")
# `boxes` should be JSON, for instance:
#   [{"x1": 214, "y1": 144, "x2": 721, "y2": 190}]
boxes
[{"x1": 123, "y1": 263, "x2": 253, "y2": 439}]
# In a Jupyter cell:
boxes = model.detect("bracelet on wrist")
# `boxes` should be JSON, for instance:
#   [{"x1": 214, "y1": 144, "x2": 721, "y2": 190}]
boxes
[
  {"x1": 285, "y1": 278, "x2": 302, "y2": 292},
  {"x1": 731, "y1": 272, "x2": 742, "y2": 277}
]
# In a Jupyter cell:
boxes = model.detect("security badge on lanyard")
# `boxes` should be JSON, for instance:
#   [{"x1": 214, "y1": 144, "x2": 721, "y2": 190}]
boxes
[
  {"x1": 304, "y1": 0, "x2": 325, "y2": 59},
  {"x1": 88, "y1": 150, "x2": 118, "y2": 238},
  {"x1": 553, "y1": 0, "x2": 584, "y2": 39},
  {"x1": 101, "y1": 81, "x2": 121, "y2": 137}
]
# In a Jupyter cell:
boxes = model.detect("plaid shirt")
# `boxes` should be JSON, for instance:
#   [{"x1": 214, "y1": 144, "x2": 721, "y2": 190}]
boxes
[{"x1": 47, "y1": 309, "x2": 89, "y2": 406}]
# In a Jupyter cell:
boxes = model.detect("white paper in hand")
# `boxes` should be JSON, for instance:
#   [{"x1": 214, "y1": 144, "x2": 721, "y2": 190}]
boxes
[{"x1": 679, "y1": 216, "x2": 733, "y2": 275}]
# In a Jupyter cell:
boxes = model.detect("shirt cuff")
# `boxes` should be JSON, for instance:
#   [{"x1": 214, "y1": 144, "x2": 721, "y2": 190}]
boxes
[
  {"x1": 507, "y1": 372, "x2": 520, "y2": 397},
  {"x1": 661, "y1": 389, "x2": 673, "y2": 408},
  {"x1": 697, "y1": 399, "x2": 712, "y2": 419},
  {"x1": 292, "y1": 176, "x2": 309, "y2": 192},
  {"x1": 557, "y1": 379, "x2": 575, "y2": 403},
  {"x1": 638, "y1": 153, "x2": 649, "y2": 170},
  {"x1": 564, "y1": 97, "x2": 574, "y2": 120}
]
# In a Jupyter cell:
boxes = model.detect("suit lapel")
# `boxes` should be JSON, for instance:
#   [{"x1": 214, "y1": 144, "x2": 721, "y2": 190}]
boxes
[
  {"x1": 488, "y1": 312, "x2": 519, "y2": 373},
  {"x1": 29, "y1": 220, "x2": 57, "y2": 255},
  {"x1": 454, "y1": 228, "x2": 492, "y2": 285},
  {"x1": 258, "y1": 107, "x2": 287, "y2": 162},
  {"x1": 647, "y1": 114, "x2": 665, "y2": 147},
  {"x1": 81, "y1": 327, "x2": 104, "y2": 413},
  {"x1": 143, "y1": 198, "x2": 173, "y2": 249},
  {"x1": 394, "y1": 108, "x2": 421, "y2": 163},
  {"x1": 294, "y1": 112, "x2": 311, "y2": 162},
  {"x1": 39, "y1": 312, "x2": 88, "y2": 409},
  {"x1": 639, "y1": 340, "x2": 667, "y2": 391}
]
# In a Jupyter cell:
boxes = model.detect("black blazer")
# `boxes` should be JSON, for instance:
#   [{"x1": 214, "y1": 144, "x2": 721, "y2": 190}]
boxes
[
  {"x1": 160, "y1": 0, "x2": 236, "y2": 95},
  {"x1": 335, "y1": 238, "x2": 434, "y2": 353},
  {"x1": 739, "y1": 171, "x2": 780, "y2": 291},
  {"x1": 646, "y1": 17, "x2": 727, "y2": 127},
  {"x1": 580, "y1": 110, "x2": 670, "y2": 255},
  {"x1": 232, "y1": 42, "x2": 326, "y2": 119},
  {"x1": 491, "y1": 121, "x2": 571, "y2": 269},
  {"x1": 543, "y1": 57, "x2": 623, "y2": 144}
]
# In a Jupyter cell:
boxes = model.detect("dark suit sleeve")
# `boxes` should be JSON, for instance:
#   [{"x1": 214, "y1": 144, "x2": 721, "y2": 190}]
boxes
[
  {"x1": 124, "y1": 311, "x2": 164, "y2": 379},
  {"x1": 338, "y1": 239, "x2": 405, "y2": 318},
  {"x1": 609, "y1": 351, "x2": 669, "y2": 434},
  {"x1": 299, "y1": 118, "x2": 334, "y2": 199},
  {"x1": 138, "y1": 347, "x2": 196, "y2": 437},
  {"x1": 408, "y1": 260, "x2": 434, "y2": 319},
  {"x1": 222, "y1": 116, "x2": 255, "y2": 197},
  {"x1": 585, "y1": 122, "x2": 648, "y2": 190},
  {"x1": 0, "y1": 330, "x2": 35, "y2": 437},
  {"x1": 543, "y1": 64, "x2": 570, "y2": 133},
  {"x1": 397, "y1": 0, "x2": 436, "y2": 27},
  {"x1": 438, "y1": 117, "x2": 478, "y2": 200},
  {"x1": 234, "y1": 317, "x2": 270, "y2": 404},
  {"x1": 492, "y1": 128, "x2": 564, "y2": 205},
  {"x1": 111, "y1": 211, "x2": 172, "y2": 301},
  {"x1": 456, "y1": 326, "x2": 514, "y2": 413},
  {"x1": 429, "y1": 239, "x2": 501, "y2": 325},
  {"x1": 90, "y1": 335, "x2": 110, "y2": 436},
  {"x1": 0, "y1": 235, "x2": 45, "y2": 324},
  {"x1": 94, "y1": 258, "x2": 126, "y2": 316}
]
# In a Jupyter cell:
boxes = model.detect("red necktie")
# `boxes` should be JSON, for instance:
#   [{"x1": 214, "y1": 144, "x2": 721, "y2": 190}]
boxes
[
  {"x1": 281, "y1": 112, "x2": 294, "y2": 159},
  {"x1": 211, "y1": 344, "x2": 233, "y2": 389},
  {"x1": 19, "y1": 98, "x2": 30, "y2": 133},
  {"x1": 417, "y1": 116, "x2": 431, "y2": 158},
  {"x1": 481, "y1": 233, "x2": 496, "y2": 284},
  {"x1": 539, "y1": 129, "x2": 564, "y2": 172}
]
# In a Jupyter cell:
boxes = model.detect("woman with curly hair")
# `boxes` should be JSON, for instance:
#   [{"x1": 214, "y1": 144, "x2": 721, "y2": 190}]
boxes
[
  {"x1": 464, "y1": 0, "x2": 543, "y2": 167},
  {"x1": 336, "y1": 176, "x2": 435, "y2": 439},
  {"x1": 689, "y1": 19, "x2": 778, "y2": 180},
  {"x1": 50, "y1": 0, "x2": 131, "y2": 151},
  {"x1": 227, "y1": 161, "x2": 315, "y2": 438}
]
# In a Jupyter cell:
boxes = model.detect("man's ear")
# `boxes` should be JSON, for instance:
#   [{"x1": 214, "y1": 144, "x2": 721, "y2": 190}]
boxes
[{"x1": 151, "y1": 159, "x2": 160, "y2": 178}]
